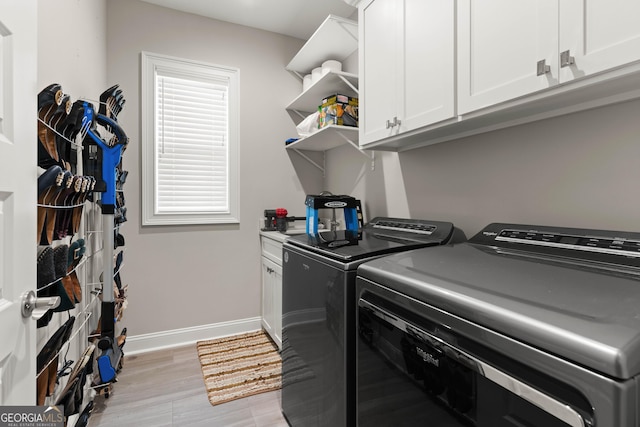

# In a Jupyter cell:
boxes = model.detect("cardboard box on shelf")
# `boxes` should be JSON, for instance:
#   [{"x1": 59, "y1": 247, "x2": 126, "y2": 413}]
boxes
[{"x1": 318, "y1": 94, "x2": 358, "y2": 128}]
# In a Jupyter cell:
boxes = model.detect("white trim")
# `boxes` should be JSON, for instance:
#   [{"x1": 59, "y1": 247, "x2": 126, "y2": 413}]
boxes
[
  {"x1": 124, "y1": 317, "x2": 262, "y2": 355},
  {"x1": 141, "y1": 51, "x2": 240, "y2": 226}
]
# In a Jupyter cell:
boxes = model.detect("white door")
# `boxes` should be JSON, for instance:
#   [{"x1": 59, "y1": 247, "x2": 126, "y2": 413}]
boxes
[
  {"x1": 0, "y1": 0, "x2": 38, "y2": 405},
  {"x1": 400, "y1": 0, "x2": 455, "y2": 132},
  {"x1": 559, "y1": 0, "x2": 640, "y2": 82},
  {"x1": 359, "y1": 0, "x2": 400, "y2": 146},
  {"x1": 457, "y1": 0, "x2": 558, "y2": 115}
]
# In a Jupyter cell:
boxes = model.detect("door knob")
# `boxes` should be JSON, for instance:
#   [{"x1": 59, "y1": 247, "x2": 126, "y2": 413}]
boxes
[{"x1": 21, "y1": 290, "x2": 60, "y2": 320}]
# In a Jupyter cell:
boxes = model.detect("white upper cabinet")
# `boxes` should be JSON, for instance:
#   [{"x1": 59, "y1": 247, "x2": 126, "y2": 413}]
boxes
[
  {"x1": 457, "y1": 0, "x2": 559, "y2": 115},
  {"x1": 359, "y1": 0, "x2": 455, "y2": 146},
  {"x1": 359, "y1": 0, "x2": 399, "y2": 145},
  {"x1": 559, "y1": 0, "x2": 640, "y2": 82},
  {"x1": 359, "y1": 0, "x2": 640, "y2": 151},
  {"x1": 402, "y1": 0, "x2": 455, "y2": 132},
  {"x1": 459, "y1": 0, "x2": 640, "y2": 115}
]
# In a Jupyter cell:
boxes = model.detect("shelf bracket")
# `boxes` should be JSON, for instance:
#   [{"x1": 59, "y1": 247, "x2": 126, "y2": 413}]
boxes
[
  {"x1": 290, "y1": 70, "x2": 304, "y2": 81},
  {"x1": 291, "y1": 109, "x2": 306, "y2": 120},
  {"x1": 292, "y1": 148, "x2": 325, "y2": 177},
  {"x1": 337, "y1": 74, "x2": 359, "y2": 95},
  {"x1": 334, "y1": 130, "x2": 375, "y2": 171}
]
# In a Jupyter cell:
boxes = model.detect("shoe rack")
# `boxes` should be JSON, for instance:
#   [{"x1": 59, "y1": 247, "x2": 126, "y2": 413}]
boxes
[{"x1": 35, "y1": 83, "x2": 129, "y2": 426}]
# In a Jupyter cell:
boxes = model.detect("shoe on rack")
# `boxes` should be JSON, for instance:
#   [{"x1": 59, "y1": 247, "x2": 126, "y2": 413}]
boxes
[
  {"x1": 74, "y1": 400, "x2": 94, "y2": 427},
  {"x1": 37, "y1": 93, "x2": 70, "y2": 170},
  {"x1": 56, "y1": 344, "x2": 95, "y2": 417},
  {"x1": 38, "y1": 170, "x2": 72, "y2": 245},
  {"x1": 99, "y1": 84, "x2": 126, "y2": 120},
  {"x1": 35, "y1": 316, "x2": 76, "y2": 403},
  {"x1": 37, "y1": 166, "x2": 64, "y2": 245},
  {"x1": 68, "y1": 240, "x2": 86, "y2": 303},
  {"x1": 52, "y1": 244, "x2": 76, "y2": 312},
  {"x1": 36, "y1": 245, "x2": 57, "y2": 328},
  {"x1": 37, "y1": 84, "x2": 67, "y2": 165}
]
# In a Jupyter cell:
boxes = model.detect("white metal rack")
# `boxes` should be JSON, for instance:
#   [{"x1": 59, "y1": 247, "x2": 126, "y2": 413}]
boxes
[{"x1": 284, "y1": 15, "x2": 374, "y2": 172}]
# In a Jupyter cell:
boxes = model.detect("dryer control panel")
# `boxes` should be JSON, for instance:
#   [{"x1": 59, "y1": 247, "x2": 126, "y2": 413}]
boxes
[{"x1": 470, "y1": 223, "x2": 640, "y2": 268}]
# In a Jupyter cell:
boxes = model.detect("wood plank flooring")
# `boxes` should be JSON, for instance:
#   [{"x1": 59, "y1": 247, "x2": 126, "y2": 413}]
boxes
[{"x1": 90, "y1": 343, "x2": 289, "y2": 427}]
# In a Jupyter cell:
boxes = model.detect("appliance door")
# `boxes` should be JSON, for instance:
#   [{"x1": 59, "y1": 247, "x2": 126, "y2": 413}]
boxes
[
  {"x1": 281, "y1": 244, "x2": 355, "y2": 427},
  {"x1": 357, "y1": 285, "x2": 588, "y2": 427}
]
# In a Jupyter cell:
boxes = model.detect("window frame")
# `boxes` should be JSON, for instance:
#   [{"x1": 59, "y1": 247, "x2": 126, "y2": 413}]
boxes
[{"x1": 141, "y1": 51, "x2": 240, "y2": 226}]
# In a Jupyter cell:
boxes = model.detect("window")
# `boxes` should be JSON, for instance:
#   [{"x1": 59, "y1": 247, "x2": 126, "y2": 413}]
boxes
[{"x1": 141, "y1": 51, "x2": 239, "y2": 225}]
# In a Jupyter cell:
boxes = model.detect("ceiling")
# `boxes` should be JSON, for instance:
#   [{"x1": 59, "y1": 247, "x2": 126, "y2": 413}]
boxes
[{"x1": 139, "y1": 0, "x2": 357, "y2": 40}]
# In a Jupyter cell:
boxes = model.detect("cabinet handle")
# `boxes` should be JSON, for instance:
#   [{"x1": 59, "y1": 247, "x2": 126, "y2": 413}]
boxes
[
  {"x1": 386, "y1": 117, "x2": 401, "y2": 129},
  {"x1": 536, "y1": 59, "x2": 551, "y2": 76},
  {"x1": 560, "y1": 50, "x2": 575, "y2": 68}
]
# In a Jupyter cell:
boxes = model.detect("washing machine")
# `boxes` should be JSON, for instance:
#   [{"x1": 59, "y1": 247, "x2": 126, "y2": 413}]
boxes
[{"x1": 281, "y1": 217, "x2": 465, "y2": 427}]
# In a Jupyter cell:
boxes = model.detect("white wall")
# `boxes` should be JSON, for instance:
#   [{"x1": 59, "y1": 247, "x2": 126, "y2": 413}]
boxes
[
  {"x1": 326, "y1": 98, "x2": 640, "y2": 238},
  {"x1": 106, "y1": 0, "x2": 316, "y2": 342},
  {"x1": 38, "y1": 0, "x2": 107, "y2": 97}
]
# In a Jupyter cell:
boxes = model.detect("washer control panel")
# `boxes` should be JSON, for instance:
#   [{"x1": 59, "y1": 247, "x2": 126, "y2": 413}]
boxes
[{"x1": 367, "y1": 218, "x2": 437, "y2": 235}]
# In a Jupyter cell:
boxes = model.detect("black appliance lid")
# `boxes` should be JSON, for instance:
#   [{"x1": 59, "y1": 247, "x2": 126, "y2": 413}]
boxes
[
  {"x1": 357, "y1": 223, "x2": 640, "y2": 380},
  {"x1": 285, "y1": 217, "x2": 457, "y2": 262}
]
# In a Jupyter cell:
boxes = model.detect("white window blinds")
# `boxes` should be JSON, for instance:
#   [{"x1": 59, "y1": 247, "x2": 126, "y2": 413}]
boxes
[
  {"x1": 141, "y1": 52, "x2": 239, "y2": 226},
  {"x1": 156, "y1": 74, "x2": 229, "y2": 213}
]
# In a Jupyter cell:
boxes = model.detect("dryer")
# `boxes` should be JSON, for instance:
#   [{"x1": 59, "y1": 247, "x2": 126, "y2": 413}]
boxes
[{"x1": 356, "y1": 222, "x2": 640, "y2": 426}]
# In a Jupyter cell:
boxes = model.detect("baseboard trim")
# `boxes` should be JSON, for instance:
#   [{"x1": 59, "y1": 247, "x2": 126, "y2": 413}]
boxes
[{"x1": 124, "y1": 317, "x2": 263, "y2": 355}]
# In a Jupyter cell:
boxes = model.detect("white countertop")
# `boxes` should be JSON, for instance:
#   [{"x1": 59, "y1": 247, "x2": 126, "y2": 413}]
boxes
[{"x1": 259, "y1": 227, "x2": 306, "y2": 243}]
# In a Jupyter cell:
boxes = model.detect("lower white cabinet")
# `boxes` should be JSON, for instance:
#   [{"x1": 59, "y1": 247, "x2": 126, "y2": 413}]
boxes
[
  {"x1": 261, "y1": 256, "x2": 282, "y2": 349},
  {"x1": 260, "y1": 232, "x2": 284, "y2": 350}
]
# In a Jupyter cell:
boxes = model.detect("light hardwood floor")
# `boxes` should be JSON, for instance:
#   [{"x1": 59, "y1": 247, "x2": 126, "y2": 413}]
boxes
[{"x1": 90, "y1": 343, "x2": 289, "y2": 427}]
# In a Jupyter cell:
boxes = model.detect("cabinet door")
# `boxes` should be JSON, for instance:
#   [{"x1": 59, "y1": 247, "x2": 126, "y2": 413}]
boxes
[
  {"x1": 359, "y1": 0, "x2": 400, "y2": 145},
  {"x1": 261, "y1": 257, "x2": 275, "y2": 337},
  {"x1": 560, "y1": 0, "x2": 640, "y2": 83},
  {"x1": 457, "y1": 0, "x2": 558, "y2": 115},
  {"x1": 272, "y1": 262, "x2": 283, "y2": 349},
  {"x1": 399, "y1": 0, "x2": 455, "y2": 132}
]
